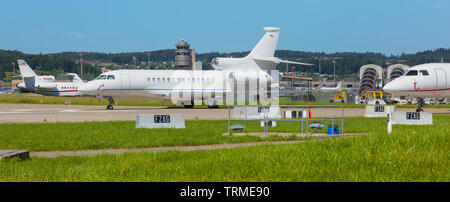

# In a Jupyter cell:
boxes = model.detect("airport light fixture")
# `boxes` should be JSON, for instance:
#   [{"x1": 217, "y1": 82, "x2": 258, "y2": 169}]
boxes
[{"x1": 333, "y1": 60, "x2": 336, "y2": 83}]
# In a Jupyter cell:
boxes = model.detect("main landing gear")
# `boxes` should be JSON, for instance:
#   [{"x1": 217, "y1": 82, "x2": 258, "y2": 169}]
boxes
[
  {"x1": 183, "y1": 100, "x2": 194, "y2": 108},
  {"x1": 106, "y1": 96, "x2": 115, "y2": 110},
  {"x1": 416, "y1": 97, "x2": 425, "y2": 112}
]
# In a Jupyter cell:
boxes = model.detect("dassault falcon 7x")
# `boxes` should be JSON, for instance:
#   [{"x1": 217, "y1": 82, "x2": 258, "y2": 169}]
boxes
[
  {"x1": 383, "y1": 63, "x2": 450, "y2": 112},
  {"x1": 79, "y1": 27, "x2": 312, "y2": 109}
]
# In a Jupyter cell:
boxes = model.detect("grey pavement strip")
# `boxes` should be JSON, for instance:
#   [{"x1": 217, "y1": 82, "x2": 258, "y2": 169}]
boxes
[{"x1": 31, "y1": 133, "x2": 368, "y2": 158}]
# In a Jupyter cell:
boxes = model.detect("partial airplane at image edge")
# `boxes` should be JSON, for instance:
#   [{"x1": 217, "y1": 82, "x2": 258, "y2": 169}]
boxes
[
  {"x1": 16, "y1": 60, "x2": 85, "y2": 96},
  {"x1": 79, "y1": 27, "x2": 313, "y2": 110},
  {"x1": 383, "y1": 63, "x2": 450, "y2": 112}
]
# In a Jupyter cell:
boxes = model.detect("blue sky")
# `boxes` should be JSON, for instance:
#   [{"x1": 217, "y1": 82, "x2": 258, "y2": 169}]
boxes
[{"x1": 0, "y1": 0, "x2": 449, "y2": 55}]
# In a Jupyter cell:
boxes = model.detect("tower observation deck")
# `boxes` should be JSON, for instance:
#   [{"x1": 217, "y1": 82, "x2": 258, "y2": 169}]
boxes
[{"x1": 175, "y1": 40, "x2": 192, "y2": 70}]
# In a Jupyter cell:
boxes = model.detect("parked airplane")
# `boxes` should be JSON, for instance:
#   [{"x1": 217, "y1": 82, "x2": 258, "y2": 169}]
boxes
[
  {"x1": 311, "y1": 79, "x2": 343, "y2": 93},
  {"x1": 16, "y1": 60, "x2": 85, "y2": 96},
  {"x1": 79, "y1": 27, "x2": 312, "y2": 109},
  {"x1": 383, "y1": 63, "x2": 450, "y2": 111}
]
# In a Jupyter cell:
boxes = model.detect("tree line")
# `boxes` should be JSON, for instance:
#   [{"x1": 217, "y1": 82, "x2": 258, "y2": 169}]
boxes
[{"x1": 0, "y1": 48, "x2": 449, "y2": 81}]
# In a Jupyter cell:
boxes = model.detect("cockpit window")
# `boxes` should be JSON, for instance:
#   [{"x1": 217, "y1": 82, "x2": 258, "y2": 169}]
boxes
[
  {"x1": 419, "y1": 70, "x2": 429, "y2": 76},
  {"x1": 96, "y1": 75, "x2": 106, "y2": 80},
  {"x1": 405, "y1": 70, "x2": 418, "y2": 76},
  {"x1": 107, "y1": 75, "x2": 115, "y2": 80}
]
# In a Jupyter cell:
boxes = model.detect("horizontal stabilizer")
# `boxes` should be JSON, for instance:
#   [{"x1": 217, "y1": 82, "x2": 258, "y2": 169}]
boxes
[
  {"x1": 66, "y1": 73, "x2": 84, "y2": 83},
  {"x1": 253, "y1": 57, "x2": 313, "y2": 66}
]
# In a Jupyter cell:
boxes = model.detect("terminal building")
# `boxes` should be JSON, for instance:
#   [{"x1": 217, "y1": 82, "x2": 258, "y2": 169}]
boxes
[{"x1": 359, "y1": 64, "x2": 410, "y2": 92}]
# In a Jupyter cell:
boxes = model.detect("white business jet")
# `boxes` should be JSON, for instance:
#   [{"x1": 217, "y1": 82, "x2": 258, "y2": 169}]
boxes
[
  {"x1": 383, "y1": 63, "x2": 450, "y2": 112},
  {"x1": 79, "y1": 27, "x2": 312, "y2": 109},
  {"x1": 17, "y1": 60, "x2": 85, "y2": 96}
]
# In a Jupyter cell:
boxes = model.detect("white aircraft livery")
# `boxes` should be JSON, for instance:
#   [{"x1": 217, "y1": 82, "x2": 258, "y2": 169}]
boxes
[
  {"x1": 79, "y1": 27, "x2": 312, "y2": 109},
  {"x1": 17, "y1": 60, "x2": 85, "y2": 96},
  {"x1": 383, "y1": 63, "x2": 450, "y2": 111}
]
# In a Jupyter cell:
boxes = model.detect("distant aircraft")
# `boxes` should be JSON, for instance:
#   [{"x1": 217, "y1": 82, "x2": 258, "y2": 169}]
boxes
[
  {"x1": 314, "y1": 80, "x2": 343, "y2": 93},
  {"x1": 79, "y1": 27, "x2": 313, "y2": 109},
  {"x1": 16, "y1": 60, "x2": 85, "y2": 96},
  {"x1": 383, "y1": 63, "x2": 450, "y2": 112},
  {"x1": 310, "y1": 78, "x2": 343, "y2": 93}
]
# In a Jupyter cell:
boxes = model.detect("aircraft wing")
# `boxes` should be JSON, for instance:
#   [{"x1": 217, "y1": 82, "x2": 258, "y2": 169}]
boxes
[{"x1": 253, "y1": 57, "x2": 314, "y2": 66}]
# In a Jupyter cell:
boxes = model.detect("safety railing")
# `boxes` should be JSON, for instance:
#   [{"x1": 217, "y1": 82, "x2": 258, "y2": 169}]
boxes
[{"x1": 227, "y1": 105, "x2": 345, "y2": 135}]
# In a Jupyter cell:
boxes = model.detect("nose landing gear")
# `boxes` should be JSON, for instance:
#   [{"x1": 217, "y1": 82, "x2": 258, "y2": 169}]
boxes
[
  {"x1": 416, "y1": 97, "x2": 425, "y2": 112},
  {"x1": 106, "y1": 96, "x2": 115, "y2": 110}
]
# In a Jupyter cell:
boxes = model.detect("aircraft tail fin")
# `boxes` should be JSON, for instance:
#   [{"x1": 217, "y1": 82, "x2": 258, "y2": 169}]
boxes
[
  {"x1": 313, "y1": 78, "x2": 328, "y2": 93},
  {"x1": 336, "y1": 81, "x2": 343, "y2": 91},
  {"x1": 17, "y1": 60, "x2": 37, "y2": 78},
  {"x1": 247, "y1": 27, "x2": 280, "y2": 58}
]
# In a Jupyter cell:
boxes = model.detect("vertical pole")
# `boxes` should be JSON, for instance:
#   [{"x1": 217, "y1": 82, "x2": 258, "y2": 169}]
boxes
[
  {"x1": 318, "y1": 58, "x2": 321, "y2": 81},
  {"x1": 387, "y1": 113, "x2": 392, "y2": 134},
  {"x1": 341, "y1": 104, "x2": 344, "y2": 135},
  {"x1": 333, "y1": 60, "x2": 336, "y2": 83},
  {"x1": 228, "y1": 106, "x2": 231, "y2": 134},
  {"x1": 332, "y1": 117, "x2": 334, "y2": 135},
  {"x1": 301, "y1": 107, "x2": 304, "y2": 134},
  {"x1": 80, "y1": 53, "x2": 83, "y2": 79}
]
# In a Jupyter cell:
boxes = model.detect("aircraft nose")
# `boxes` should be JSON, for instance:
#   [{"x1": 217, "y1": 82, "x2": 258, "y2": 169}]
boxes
[
  {"x1": 383, "y1": 83, "x2": 393, "y2": 92},
  {"x1": 78, "y1": 83, "x2": 96, "y2": 95}
]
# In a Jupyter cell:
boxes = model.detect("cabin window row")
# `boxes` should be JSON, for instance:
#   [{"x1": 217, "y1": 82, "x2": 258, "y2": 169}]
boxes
[
  {"x1": 96, "y1": 75, "x2": 116, "y2": 80},
  {"x1": 61, "y1": 86, "x2": 78, "y2": 89},
  {"x1": 405, "y1": 70, "x2": 429, "y2": 76}
]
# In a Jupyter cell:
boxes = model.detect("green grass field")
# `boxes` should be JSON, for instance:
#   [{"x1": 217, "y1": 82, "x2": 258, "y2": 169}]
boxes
[
  {"x1": 0, "y1": 116, "x2": 376, "y2": 152},
  {"x1": 0, "y1": 120, "x2": 300, "y2": 151},
  {"x1": 0, "y1": 115, "x2": 448, "y2": 181}
]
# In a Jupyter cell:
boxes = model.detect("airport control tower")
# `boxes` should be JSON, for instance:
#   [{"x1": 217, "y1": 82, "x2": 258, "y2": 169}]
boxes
[{"x1": 175, "y1": 40, "x2": 192, "y2": 70}]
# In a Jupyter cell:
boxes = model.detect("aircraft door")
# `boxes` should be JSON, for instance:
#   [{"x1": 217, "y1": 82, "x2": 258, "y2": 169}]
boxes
[
  {"x1": 435, "y1": 68, "x2": 447, "y2": 89},
  {"x1": 121, "y1": 73, "x2": 130, "y2": 95}
]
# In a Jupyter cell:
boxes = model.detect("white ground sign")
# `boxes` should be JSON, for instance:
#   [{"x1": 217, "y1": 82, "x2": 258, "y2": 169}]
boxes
[
  {"x1": 387, "y1": 111, "x2": 433, "y2": 133},
  {"x1": 391, "y1": 112, "x2": 433, "y2": 125},
  {"x1": 136, "y1": 114, "x2": 185, "y2": 129},
  {"x1": 232, "y1": 106, "x2": 281, "y2": 119},
  {"x1": 365, "y1": 105, "x2": 395, "y2": 117}
]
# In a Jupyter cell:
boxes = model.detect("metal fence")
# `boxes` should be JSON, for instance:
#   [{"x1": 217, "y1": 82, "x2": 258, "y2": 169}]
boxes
[{"x1": 227, "y1": 105, "x2": 345, "y2": 135}]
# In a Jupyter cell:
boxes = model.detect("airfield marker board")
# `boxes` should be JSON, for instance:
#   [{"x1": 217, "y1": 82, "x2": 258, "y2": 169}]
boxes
[
  {"x1": 391, "y1": 111, "x2": 433, "y2": 125},
  {"x1": 387, "y1": 112, "x2": 433, "y2": 134},
  {"x1": 365, "y1": 105, "x2": 395, "y2": 117},
  {"x1": 232, "y1": 106, "x2": 281, "y2": 120},
  {"x1": 136, "y1": 114, "x2": 185, "y2": 129}
]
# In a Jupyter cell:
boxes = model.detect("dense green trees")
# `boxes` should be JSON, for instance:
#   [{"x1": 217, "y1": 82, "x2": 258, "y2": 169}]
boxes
[
  {"x1": 0, "y1": 50, "x2": 100, "y2": 80},
  {"x1": 1, "y1": 48, "x2": 449, "y2": 81}
]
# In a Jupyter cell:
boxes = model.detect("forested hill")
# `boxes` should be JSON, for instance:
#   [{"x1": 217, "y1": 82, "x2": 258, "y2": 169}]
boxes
[
  {"x1": 49, "y1": 48, "x2": 450, "y2": 75},
  {"x1": 0, "y1": 48, "x2": 449, "y2": 81}
]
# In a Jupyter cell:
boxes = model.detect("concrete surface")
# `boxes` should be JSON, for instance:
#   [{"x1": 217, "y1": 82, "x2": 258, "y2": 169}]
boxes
[
  {"x1": 32, "y1": 133, "x2": 367, "y2": 158},
  {"x1": 0, "y1": 104, "x2": 448, "y2": 123},
  {"x1": 0, "y1": 150, "x2": 30, "y2": 160}
]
